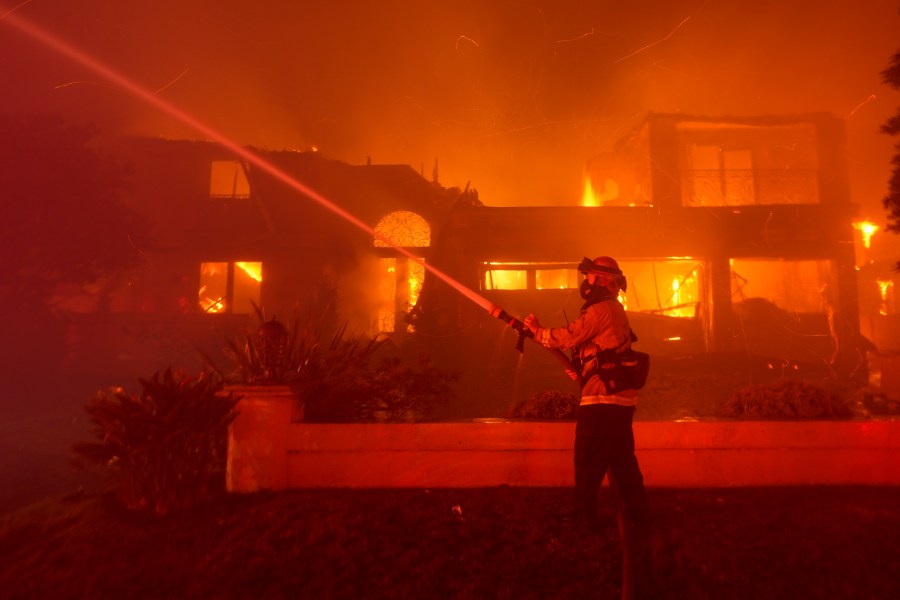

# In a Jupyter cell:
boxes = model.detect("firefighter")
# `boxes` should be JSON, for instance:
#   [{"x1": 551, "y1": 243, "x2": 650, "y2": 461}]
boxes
[{"x1": 524, "y1": 256, "x2": 649, "y2": 528}]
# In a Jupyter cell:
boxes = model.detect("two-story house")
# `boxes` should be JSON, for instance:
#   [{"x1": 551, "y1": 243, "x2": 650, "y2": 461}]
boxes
[
  {"x1": 59, "y1": 112, "x2": 868, "y2": 416},
  {"x1": 408, "y1": 113, "x2": 865, "y2": 412}
]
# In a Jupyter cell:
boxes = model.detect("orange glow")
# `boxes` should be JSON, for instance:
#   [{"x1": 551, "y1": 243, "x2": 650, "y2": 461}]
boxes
[
  {"x1": 581, "y1": 177, "x2": 599, "y2": 207},
  {"x1": 485, "y1": 269, "x2": 527, "y2": 290},
  {"x1": 209, "y1": 160, "x2": 250, "y2": 198},
  {"x1": 853, "y1": 220, "x2": 879, "y2": 249},
  {"x1": 663, "y1": 269, "x2": 698, "y2": 318},
  {"x1": 377, "y1": 258, "x2": 397, "y2": 333},
  {"x1": 236, "y1": 261, "x2": 263, "y2": 282},
  {"x1": 483, "y1": 262, "x2": 580, "y2": 291},
  {"x1": 877, "y1": 278, "x2": 894, "y2": 316},
  {"x1": 376, "y1": 257, "x2": 425, "y2": 333},
  {"x1": 199, "y1": 262, "x2": 227, "y2": 313},
  {"x1": 202, "y1": 297, "x2": 225, "y2": 314},
  {"x1": 374, "y1": 211, "x2": 431, "y2": 248},
  {"x1": 198, "y1": 261, "x2": 261, "y2": 313},
  {"x1": 581, "y1": 176, "x2": 620, "y2": 206},
  {"x1": 535, "y1": 269, "x2": 577, "y2": 290},
  {"x1": 409, "y1": 261, "x2": 425, "y2": 309}
]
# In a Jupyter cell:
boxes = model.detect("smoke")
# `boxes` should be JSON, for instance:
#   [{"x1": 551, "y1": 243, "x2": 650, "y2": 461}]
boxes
[{"x1": 2, "y1": 0, "x2": 896, "y2": 211}]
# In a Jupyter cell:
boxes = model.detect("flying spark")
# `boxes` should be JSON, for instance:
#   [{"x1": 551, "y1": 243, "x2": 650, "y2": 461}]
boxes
[
  {"x1": 455, "y1": 35, "x2": 479, "y2": 50},
  {"x1": 615, "y1": 17, "x2": 691, "y2": 63},
  {"x1": 3, "y1": 10, "x2": 496, "y2": 314},
  {"x1": 556, "y1": 28, "x2": 594, "y2": 44},
  {"x1": 53, "y1": 80, "x2": 115, "y2": 90},
  {"x1": 154, "y1": 68, "x2": 191, "y2": 94},
  {"x1": 844, "y1": 95, "x2": 877, "y2": 119},
  {"x1": 0, "y1": 0, "x2": 35, "y2": 21}
]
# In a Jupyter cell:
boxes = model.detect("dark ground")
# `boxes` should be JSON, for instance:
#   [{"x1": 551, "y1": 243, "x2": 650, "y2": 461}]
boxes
[{"x1": 1, "y1": 486, "x2": 898, "y2": 599}]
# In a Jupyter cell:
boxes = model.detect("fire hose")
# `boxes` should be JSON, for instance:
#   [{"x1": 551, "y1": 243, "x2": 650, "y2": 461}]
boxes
[{"x1": 489, "y1": 305, "x2": 576, "y2": 374}]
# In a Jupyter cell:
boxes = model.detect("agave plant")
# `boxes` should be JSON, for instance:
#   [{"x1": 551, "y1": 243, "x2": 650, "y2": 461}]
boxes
[
  {"x1": 202, "y1": 301, "x2": 385, "y2": 387},
  {"x1": 202, "y1": 298, "x2": 457, "y2": 422},
  {"x1": 73, "y1": 369, "x2": 239, "y2": 515}
]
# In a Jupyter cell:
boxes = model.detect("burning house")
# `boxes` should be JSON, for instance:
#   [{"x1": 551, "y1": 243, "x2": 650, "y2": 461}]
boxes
[
  {"x1": 59, "y1": 112, "x2": 879, "y2": 415},
  {"x1": 405, "y1": 112, "x2": 874, "y2": 411}
]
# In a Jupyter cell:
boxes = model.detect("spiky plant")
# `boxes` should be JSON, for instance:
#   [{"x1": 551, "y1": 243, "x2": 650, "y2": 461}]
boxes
[
  {"x1": 202, "y1": 301, "x2": 385, "y2": 387},
  {"x1": 202, "y1": 299, "x2": 457, "y2": 422},
  {"x1": 73, "y1": 369, "x2": 239, "y2": 515}
]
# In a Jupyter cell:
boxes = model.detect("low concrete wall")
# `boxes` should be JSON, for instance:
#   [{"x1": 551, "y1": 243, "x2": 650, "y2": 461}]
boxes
[
  {"x1": 284, "y1": 421, "x2": 899, "y2": 489},
  {"x1": 226, "y1": 393, "x2": 900, "y2": 491}
]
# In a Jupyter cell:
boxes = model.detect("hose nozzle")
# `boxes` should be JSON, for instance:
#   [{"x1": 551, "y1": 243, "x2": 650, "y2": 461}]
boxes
[{"x1": 490, "y1": 304, "x2": 533, "y2": 353}]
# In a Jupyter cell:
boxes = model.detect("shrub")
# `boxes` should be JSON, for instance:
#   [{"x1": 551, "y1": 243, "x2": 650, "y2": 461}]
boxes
[
  {"x1": 202, "y1": 300, "x2": 384, "y2": 387},
  {"x1": 306, "y1": 353, "x2": 458, "y2": 422},
  {"x1": 720, "y1": 379, "x2": 852, "y2": 420},
  {"x1": 507, "y1": 389, "x2": 579, "y2": 420},
  {"x1": 73, "y1": 369, "x2": 239, "y2": 515},
  {"x1": 205, "y1": 302, "x2": 458, "y2": 423}
]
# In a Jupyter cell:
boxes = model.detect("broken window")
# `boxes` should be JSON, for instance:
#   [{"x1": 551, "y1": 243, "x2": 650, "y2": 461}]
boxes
[
  {"x1": 209, "y1": 160, "x2": 251, "y2": 199},
  {"x1": 373, "y1": 211, "x2": 430, "y2": 333},
  {"x1": 730, "y1": 259, "x2": 831, "y2": 314},
  {"x1": 678, "y1": 122, "x2": 819, "y2": 206},
  {"x1": 618, "y1": 259, "x2": 704, "y2": 318},
  {"x1": 198, "y1": 261, "x2": 262, "y2": 314}
]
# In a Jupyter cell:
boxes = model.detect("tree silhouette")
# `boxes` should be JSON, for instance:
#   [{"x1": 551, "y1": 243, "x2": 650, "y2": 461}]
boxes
[
  {"x1": 0, "y1": 114, "x2": 153, "y2": 311},
  {"x1": 0, "y1": 114, "x2": 154, "y2": 380},
  {"x1": 881, "y1": 50, "x2": 900, "y2": 243}
]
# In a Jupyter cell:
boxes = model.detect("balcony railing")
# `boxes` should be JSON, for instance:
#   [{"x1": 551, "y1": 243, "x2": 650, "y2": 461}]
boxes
[{"x1": 681, "y1": 169, "x2": 819, "y2": 206}]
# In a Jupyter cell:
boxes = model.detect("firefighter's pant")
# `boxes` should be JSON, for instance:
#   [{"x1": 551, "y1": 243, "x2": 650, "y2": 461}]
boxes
[{"x1": 573, "y1": 403, "x2": 649, "y2": 523}]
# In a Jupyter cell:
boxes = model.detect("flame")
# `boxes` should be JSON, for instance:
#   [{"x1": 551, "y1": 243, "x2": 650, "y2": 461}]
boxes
[
  {"x1": 236, "y1": 261, "x2": 263, "y2": 282},
  {"x1": 877, "y1": 278, "x2": 894, "y2": 316},
  {"x1": 582, "y1": 177, "x2": 599, "y2": 207},
  {"x1": 201, "y1": 297, "x2": 226, "y2": 313},
  {"x1": 853, "y1": 220, "x2": 879, "y2": 249},
  {"x1": 409, "y1": 261, "x2": 425, "y2": 308},
  {"x1": 664, "y1": 270, "x2": 698, "y2": 318},
  {"x1": 581, "y1": 176, "x2": 620, "y2": 206}
]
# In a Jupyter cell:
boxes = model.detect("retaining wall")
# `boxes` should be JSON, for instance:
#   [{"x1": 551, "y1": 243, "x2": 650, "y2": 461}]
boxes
[{"x1": 225, "y1": 389, "x2": 900, "y2": 492}]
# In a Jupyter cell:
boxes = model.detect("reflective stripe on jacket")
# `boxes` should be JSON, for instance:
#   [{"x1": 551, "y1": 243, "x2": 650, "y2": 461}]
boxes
[{"x1": 534, "y1": 299, "x2": 638, "y2": 406}]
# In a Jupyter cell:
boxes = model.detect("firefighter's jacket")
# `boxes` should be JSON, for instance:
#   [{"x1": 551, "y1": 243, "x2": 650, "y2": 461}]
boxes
[{"x1": 532, "y1": 298, "x2": 638, "y2": 407}]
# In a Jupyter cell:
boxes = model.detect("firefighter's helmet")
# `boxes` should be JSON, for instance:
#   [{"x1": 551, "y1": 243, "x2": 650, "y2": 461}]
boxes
[{"x1": 577, "y1": 256, "x2": 627, "y2": 292}]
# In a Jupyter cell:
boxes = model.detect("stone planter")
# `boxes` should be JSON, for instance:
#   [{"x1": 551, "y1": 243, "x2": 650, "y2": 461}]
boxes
[{"x1": 225, "y1": 384, "x2": 303, "y2": 493}]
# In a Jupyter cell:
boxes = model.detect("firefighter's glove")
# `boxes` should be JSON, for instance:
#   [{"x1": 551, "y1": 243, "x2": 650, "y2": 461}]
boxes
[{"x1": 523, "y1": 313, "x2": 541, "y2": 336}]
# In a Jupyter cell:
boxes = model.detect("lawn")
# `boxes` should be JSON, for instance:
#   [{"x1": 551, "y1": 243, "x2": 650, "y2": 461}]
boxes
[{"x1": 2, "y1": 485, "x2": 898, "y2": 599}]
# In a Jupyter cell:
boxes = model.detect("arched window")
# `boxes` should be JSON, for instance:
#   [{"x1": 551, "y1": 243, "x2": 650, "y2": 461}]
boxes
[
  {"x1": 374, "y1": 210, "x2": 431, "y2": 248},
  {"x1": 373, "y1": 211, "x2": 430, "y2": 333}
]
